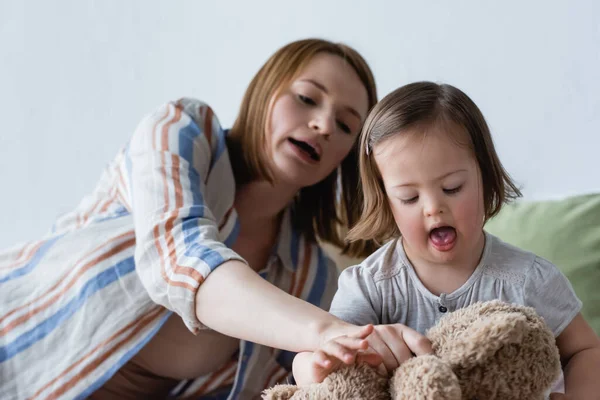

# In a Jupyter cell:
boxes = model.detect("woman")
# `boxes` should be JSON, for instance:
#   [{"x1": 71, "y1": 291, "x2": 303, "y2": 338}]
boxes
[{"x1": 0, "y1": 39, "x2": 378, "y2": 399}]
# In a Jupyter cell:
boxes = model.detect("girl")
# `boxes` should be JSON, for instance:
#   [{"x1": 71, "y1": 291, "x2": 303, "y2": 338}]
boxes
[
  {"x1": 0, "y1": 39, "x2": 379, "y2": 399},
  {"x1": 293, "y1": 82, "x2": 600, "y2": 399}
]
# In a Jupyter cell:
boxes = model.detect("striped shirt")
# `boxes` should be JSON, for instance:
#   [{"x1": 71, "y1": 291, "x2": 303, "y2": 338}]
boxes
[{"x1": 0, "y1": 98, "x2": 339, "y2": 399}]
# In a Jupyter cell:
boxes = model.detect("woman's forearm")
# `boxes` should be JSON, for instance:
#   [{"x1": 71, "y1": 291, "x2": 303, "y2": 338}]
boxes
[
  {"x1": 195, "y1": 260, "x2": 349, "y2": 352},
  {"x1": 563, "y1": 346, "x2": 600, "y2": 398}
]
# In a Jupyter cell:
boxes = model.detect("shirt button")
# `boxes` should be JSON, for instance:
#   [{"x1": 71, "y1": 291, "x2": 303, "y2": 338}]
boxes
[{"x1": 438, "y1": 305, "x2": 448, "y2": 313}]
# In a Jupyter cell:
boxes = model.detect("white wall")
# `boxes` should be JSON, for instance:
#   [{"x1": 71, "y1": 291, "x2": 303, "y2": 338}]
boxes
[{"x1": 1, "y1": 0, "x2": 599, "y2": 248}]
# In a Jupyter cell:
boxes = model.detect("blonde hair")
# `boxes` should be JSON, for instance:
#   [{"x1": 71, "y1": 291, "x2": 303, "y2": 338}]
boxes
[
  {"x1": 227, "y1": 39, "x2": 379, "y2": 257},
  {"x1": 347, "y1": 82, "x2": 521, "y2": 244}
]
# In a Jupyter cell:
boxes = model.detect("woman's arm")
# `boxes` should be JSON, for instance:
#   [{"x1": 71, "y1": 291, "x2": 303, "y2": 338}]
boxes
[
  {"x1": 195, "y1": 259, "x2": 366, "y2": 352},
  {"x1": 126, "y1": 100, "x2": 249, "y2": 332},
  {"x1": 553, "y1": 313, "x2": 600, "y2": 399},
  {"x1": 127, "y1": 99, "x2": 369, "y2": 351}
]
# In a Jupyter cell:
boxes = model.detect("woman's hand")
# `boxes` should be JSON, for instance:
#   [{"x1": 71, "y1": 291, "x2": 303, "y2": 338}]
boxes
[
  {"x1": 293, "y1": 325, "x2": 383, "y2": 386},
  {"x1": 310, "y1": 325, "x2": 382, "y2": 382}
]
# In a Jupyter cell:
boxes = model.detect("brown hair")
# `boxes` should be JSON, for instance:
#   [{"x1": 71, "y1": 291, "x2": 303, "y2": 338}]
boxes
[
  {"x1": 348, "y1": 81, "x2": 522, "y2": 244},
  {"x1": 227, "y1": 39, "x2": 378, "y2": 257}
]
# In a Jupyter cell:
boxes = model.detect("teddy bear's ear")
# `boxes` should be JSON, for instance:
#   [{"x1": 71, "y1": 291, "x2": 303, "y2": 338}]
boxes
[
  {"x1": 444, "y1": 312, "x2": 527, "y2": 368},
  {"x1": 261, "y1": 384, "x2": 300, "y2": 400},
  {"x1": 390, "y1": 355, "x2": 461, "y2": 400}
]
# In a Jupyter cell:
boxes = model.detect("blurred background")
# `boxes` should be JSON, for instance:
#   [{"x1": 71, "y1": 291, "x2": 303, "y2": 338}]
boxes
[{"x1": 1, "y1": 0, "x2": 598, "y2": 248}]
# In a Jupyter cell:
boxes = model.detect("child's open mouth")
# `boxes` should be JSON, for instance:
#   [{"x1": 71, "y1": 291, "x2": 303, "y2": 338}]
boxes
[
  {"x1": 429, "y1": 226, "x2": 457, "y2": 251},
  {"x1": 288, "y1": 138, "x2": 320, "y2": 162}
]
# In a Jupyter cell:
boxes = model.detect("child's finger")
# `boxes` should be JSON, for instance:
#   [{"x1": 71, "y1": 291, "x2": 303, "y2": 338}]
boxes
[
  {"x1": 365, "y1": 331, "x2": 399, "y2": 372},
  {"x1": 401, "y1": 327, "x2": 433, "y2": 356},
  {"x1": 356, "y1": 351, "x2": 383, "y2": 367},
  {"x1": 380, "y1": 329, "x2": 413, "y2": 365},
  {"x1": 357, "y1": 352, "x2": 387, "y2": 376}
]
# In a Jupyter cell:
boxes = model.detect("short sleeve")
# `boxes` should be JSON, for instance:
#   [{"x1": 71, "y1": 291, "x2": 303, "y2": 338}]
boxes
[
  {"x1": 328, "y1": 265, "x2": 382, "y2": 326},
  {"x1": 125, "y1": 99, "x2": 245, "y2": 333},
  {"x1": 523, "y1": 257, "x2": 582, "y2": 336}
]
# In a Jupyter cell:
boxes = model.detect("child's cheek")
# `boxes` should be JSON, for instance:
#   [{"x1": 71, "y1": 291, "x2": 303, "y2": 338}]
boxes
[
  {"x1": 398, "y1": 211, "x2": 427, "y2": 246},
  {"x1": 455, "y1": 194, "x2": 485, "y2": 233}
]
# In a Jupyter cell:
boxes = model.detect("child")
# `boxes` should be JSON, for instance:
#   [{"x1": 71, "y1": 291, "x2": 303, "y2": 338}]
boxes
[{"x1": 293, "y1": 82, "x2": 600, "y2": 398}]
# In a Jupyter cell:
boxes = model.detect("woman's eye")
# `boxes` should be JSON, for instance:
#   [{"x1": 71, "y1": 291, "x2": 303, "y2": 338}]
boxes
[
  {"x1": 401, "y1": 196, "x2": 418, "y2": 205},
  {"x1": 443, "y1": 186, "x2": 462, "y2": 195},
  {"x1": 337, "y1": 120, "x2": 351, "y2": 134},
  {"x1": 298, "y1": 94, "x2": 316, "y2": 105}
]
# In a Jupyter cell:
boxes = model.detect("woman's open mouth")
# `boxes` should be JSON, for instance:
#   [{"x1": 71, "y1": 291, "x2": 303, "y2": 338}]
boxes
[{"x1": 288, "y1": 138, "x2": 320, "y2": 162}]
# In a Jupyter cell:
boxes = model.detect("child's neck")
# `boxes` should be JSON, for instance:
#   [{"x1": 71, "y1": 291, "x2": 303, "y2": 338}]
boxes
[{"x1": 402, "y1": 233, "x2": 486, "y2": 296}]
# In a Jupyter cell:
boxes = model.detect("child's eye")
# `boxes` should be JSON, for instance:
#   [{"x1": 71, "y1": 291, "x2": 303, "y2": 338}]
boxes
[
  {"x1": 337, "y1": 120, "x2": 351, "y2": 134},
  {"x1": 400, "y1": 196, "x2": 419, "y2": 205},
  {"x1": 298, "y1": 94, "x2": 316, "y2": 105},
  {"x1": 443, "y1": 186, "x2": 462, "y2": 195}
]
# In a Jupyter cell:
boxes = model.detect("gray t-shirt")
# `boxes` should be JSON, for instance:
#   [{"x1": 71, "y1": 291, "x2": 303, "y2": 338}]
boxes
[{"x1": 330, "y1": 231, "x2": 582, "y2": 337}]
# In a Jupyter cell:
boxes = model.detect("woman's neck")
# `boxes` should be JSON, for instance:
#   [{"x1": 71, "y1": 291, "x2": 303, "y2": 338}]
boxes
[{"x1": 234, "y1": 180, "x2": 299, "y2": 233}]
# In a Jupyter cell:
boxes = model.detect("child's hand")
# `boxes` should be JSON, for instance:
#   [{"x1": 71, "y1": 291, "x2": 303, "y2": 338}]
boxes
[
  {"x1": 310, "y1": 324, "x2": 382, "y2": 383},
  {"x1": 366, "y1": 324, "x2": 433, "y2": 374}
]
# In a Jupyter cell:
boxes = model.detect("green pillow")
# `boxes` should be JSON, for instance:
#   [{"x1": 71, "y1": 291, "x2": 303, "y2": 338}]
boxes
[{"x1": 485, "y1": 193, "x2": 600, "y2": 335}]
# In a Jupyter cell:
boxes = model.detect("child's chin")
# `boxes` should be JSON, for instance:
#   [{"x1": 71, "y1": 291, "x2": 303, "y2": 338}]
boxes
[{"x1": 428, "y1": 245, "x2": 459, "y2": 262}]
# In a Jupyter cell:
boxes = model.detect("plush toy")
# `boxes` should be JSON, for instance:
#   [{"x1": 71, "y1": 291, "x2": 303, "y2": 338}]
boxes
[{"x1": 263, "y1": 300, "x2": 561, "y2": 400}]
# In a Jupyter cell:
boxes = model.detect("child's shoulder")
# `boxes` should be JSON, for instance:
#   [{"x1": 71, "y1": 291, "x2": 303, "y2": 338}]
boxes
[
  {"x1": 483, "y1": 232, "x2": 559, "y2": 283},
  {"x1": 348, "y1": 239, "x2": 407, "y2": 283}
]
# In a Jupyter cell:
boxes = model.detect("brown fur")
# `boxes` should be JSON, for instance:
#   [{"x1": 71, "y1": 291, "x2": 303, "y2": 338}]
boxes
[{"x1": 263, "y1": 300, "x2": 560, "y2": 400}]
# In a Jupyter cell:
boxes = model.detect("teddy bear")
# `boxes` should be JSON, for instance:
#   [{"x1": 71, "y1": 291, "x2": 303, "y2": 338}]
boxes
[{"x1": 262, "y1": 300, "x2": 561, "y2": 400}]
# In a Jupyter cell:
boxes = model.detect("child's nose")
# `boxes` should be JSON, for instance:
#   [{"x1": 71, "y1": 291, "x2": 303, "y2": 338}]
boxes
[{"x1": 424, "y1": 198, "x2": 445, "y2": 216}]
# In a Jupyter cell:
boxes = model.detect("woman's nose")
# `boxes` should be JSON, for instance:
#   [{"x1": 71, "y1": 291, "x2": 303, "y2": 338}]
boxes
[{"x1": 308, "y1": 112, "x2": 334, "y2": 136}]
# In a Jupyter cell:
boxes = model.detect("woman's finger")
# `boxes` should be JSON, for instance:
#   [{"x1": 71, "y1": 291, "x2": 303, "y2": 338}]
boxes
[
  {"x1": 313, "y1": 350, "x2": 333, "y2": 369},
  {"x1": 331, "y1": 336, "x2": 369, "y2": 352},
  {"x1": 327, "y1": 324, "x2": 373, "y2": 344},
  {"x1": 350, "y1": 324, "x2": 374, "y2": 339},
  {"x1": 321, "y1": 340, "x2": 358, "y2": 364}
]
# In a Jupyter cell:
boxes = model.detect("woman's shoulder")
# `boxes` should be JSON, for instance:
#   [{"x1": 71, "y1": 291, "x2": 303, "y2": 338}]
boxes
[
  {"x1": 129, "y1": 97, "x2": 230, "y2": 172},
  {"x1": 173, "y1": 97, "x2": 221, "y2": 126},
  {"x1": 136, "y1": 98, "x2": 224, "y2": 144}
]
